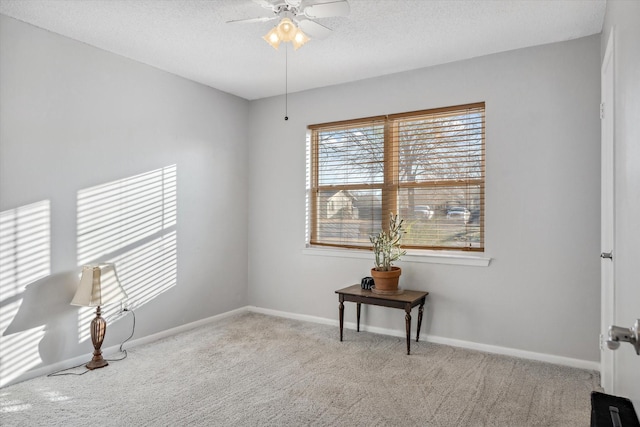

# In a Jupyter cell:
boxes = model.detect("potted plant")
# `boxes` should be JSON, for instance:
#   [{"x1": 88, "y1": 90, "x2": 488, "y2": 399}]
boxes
[{"x1": 369, "y1": 213, "x2": 407, "y2": 294}]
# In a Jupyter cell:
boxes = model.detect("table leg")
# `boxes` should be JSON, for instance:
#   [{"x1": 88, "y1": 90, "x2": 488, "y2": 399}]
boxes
[
  {"x1": 339, "y1": 296, "x2": 344, "y2": 342},
  {"x1": 357, "y1": 302, "x2": 361, "y2": 332},
  {"x1": 416, "y1": 299, "x2": 425, "y2": 342},
  {"x1": 405, "y1": 305, "x2": 411, "y2": 355}
]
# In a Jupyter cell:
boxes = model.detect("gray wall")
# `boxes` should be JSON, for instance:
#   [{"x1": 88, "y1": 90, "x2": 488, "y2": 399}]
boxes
[
  {"x1": 601, "y1": 0, "x2": 640, "y2": 405},
  {"x1": 247, "y1": 35, "x2": 602, "y2": 363},
  {"x1": 0, "y1": 15, "x2": 249, "y2": 386}
]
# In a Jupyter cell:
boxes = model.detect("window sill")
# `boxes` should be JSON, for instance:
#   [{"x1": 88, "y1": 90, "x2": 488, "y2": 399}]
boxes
[{"x1": 302, "y1": 246, "x2": 491, "y2": 267}]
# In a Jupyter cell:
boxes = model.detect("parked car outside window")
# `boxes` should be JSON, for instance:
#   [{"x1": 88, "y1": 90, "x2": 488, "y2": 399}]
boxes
[
  {"x1": 414, "y1": 205, "x2": 434, "y2": 220},
  {"x1": 446, "y1": 206, "x2": 471, "y2": 223}
]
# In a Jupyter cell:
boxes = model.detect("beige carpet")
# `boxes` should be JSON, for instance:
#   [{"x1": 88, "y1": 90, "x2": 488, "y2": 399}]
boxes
[{"x1": 0, "y1": 312, "x2": 600, "y2": 426}]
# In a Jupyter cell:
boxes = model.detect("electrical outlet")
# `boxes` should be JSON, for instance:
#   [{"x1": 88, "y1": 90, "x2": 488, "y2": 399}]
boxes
[{"x1": 121, "y1": 300, "x2": 130, "y2": 312}]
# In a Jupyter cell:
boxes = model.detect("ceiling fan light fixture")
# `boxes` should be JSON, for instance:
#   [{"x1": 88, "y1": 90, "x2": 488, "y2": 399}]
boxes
[
  {"x1": 263, "y1": 27, "x2": 282, "y2": 49},
  {"x1": 263, "y1": 17, "x2": 310, "y2": 50},
  {"x1": 292, "y1": 29, "x2": 310, "y2": 50},
  {"x1": 277, "y1": 17, "x2": 296, "y2": 41}
]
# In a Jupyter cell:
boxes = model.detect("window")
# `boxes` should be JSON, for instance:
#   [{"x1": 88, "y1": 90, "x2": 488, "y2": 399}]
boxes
[{"x1": 307, "y1": 102, "x2": 485, "y2": 251}]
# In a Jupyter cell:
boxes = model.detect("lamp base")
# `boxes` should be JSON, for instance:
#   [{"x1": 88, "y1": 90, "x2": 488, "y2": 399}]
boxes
[
  {"x1": 86, "y1": 357, "x2": 108, "y2": 370},
  {"x1": 87, "y1": 306, "x2": 108, "y2": 370}
]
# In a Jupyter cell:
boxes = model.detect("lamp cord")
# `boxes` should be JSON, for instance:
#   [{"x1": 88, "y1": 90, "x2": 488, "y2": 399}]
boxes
[
  {"x1": 47, "y1": 308, "x2": 136, "y2": 377},
  {"x1": 284, "y1": 44, "x2": 289, "y2": 121},
  {"x1": 106, "y1": 309, "x2": 135, "y2": 362}
]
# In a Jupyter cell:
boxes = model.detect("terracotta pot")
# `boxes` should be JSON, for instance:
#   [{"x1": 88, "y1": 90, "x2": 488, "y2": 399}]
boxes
[{"x1": 370, "y1": 266, "x2": 403, "y2": 295}]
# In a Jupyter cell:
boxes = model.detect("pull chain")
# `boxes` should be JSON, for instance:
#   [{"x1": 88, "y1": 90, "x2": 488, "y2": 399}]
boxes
[{"x1": 284, "y1": 44, "x2": 289, "y2": 121}]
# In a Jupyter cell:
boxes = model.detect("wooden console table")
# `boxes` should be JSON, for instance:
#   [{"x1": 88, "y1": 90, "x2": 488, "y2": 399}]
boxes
[{"x1": 335, "y1": 284, "x2": 429, "y2": 355}]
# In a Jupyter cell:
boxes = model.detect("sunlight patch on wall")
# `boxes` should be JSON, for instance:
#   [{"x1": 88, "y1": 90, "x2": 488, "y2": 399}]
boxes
[
  {"x1": 0, "y1": 201, "x2": 51, "y2": 387},
  {"x1": 77, "y1": 166, "x2": 177, "y2": 262},
  {"x1": 76, "y1": 165, "x2": 177, "y2": 340},
  {"x1": 109, "y1": 231, "x2": 177, "y2": 310}
]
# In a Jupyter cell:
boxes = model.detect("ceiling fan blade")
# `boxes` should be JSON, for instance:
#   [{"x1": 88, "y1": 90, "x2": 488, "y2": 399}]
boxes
[
  {"x1": 252, "y1": 0, "x2": 276, "y2": 10},
  {"x1": 298, "y1": 19, "x2": 333, "y2": 39},
  {"x1": 226, "y1": 16, "x2": 277, "y2": 24},
  {"x1": 303, "y1": 1, "x2": 350, "y2": 19},
  {"x1": 285, "y1": 0, "x2": 303, "y2": 6}
]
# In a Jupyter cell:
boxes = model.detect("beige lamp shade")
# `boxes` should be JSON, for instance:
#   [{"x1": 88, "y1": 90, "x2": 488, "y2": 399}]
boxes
[{"x1": 71, "y1": 264, "x2": 128, "y2": 307}]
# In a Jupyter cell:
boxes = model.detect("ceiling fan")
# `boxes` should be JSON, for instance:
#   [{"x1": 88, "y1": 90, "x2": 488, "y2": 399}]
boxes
[{"x1": 228, "y1": 0, "x2": 350, "y2": 48}]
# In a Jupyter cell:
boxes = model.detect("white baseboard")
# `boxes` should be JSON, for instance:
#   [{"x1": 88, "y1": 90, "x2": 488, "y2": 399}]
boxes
[
  {"x1": 425, "y1": 335, "x2": 600, "y2": 371},
  {"x1": 116, "y1": 306, "x2": 248, "y2": 350},
  {"x1": 248, "y1": 306, "x2": 338, "y2": 327},
  {"x1": 6, "y1": 304, "x2": 598, "y2": 388},
  {"x1": 247, "y1": 306, "x2": 600, "y2": 371}
]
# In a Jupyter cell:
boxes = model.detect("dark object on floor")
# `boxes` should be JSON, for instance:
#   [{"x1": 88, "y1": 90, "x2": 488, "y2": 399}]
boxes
[{"x1": 591, "y1": 391, "x2": 640, "y2": 427}]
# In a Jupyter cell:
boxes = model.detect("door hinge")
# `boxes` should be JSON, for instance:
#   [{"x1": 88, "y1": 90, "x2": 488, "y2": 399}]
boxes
[{"x1": 600, "y1": 102, "x2": 605, "y2": 120}]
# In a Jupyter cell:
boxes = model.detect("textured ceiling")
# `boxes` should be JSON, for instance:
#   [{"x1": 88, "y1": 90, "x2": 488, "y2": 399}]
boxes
[{"x1": 0, "y1": 0, "x2": 606, "y2": 100}]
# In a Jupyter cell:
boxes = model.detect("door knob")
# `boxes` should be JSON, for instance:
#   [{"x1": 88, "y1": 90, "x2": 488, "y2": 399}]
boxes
[
  {"x1": 600, "y1": 251, "x2": 613, "y2": 260},
  {"x1": 606, "y1": 319, "x2": 640, "y2": 355}
]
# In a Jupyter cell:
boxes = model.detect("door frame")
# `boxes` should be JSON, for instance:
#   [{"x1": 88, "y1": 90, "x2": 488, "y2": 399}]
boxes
[{"x1": 600, "y1": 27, "x2": 615, "y2": 393}]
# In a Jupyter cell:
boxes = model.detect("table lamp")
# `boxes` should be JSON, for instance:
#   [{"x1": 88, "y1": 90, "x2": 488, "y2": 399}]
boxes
[{"x1": 71, "y1": 264, "x2": 128, "y2": 370}]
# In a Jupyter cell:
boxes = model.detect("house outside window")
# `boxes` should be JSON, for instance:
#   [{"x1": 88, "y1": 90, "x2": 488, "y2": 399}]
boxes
[{"x1": 307, "y1": 102, "x2": 485, "y2": 252}]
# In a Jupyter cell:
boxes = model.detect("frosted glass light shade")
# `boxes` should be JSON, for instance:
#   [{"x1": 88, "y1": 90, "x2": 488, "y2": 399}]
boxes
[
  {"x1": 292, "y1": 29, "x2": 310, "y2": 50},
  {"x1": 277, "y1": 18, "x2": 296, "y2": 41},
  {"x1": 263, "y1": 17, "x2": 310, "y2": 50},
  {"x1": 263, "y1": 26, "x2": 281, "y2": 49}
]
